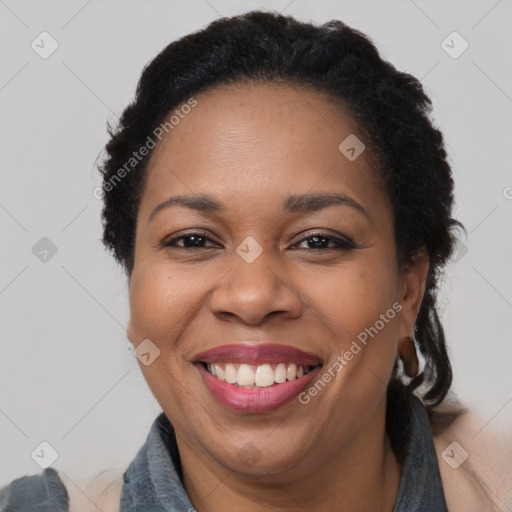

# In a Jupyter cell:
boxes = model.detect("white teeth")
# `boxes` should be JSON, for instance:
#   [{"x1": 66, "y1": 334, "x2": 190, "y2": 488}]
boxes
[
  {"x1": 205, "y1": 362, "x2": 314, "y2": 387},
  {"x1": 275, "y1": 363, "x2": 287, "y2": 383},
  {"x1": 287, "y1": 363, "x2": 297, "y2": 380},
  {"x1": 214, "y1": 363, "x2": 224, "y2": 381},
  {"x1": 225, "y1": 363, "x2": 237, "y2": 384},
  {"x1": 254, "y1": 364, "x2": 275, "y2": 387},
  {"x1": 237, "y1": 364, "x2": 255, "y2": 386}
]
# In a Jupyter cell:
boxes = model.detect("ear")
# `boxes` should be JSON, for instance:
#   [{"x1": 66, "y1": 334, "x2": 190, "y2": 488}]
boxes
[
  {"x1": 397, "y1": 246, "x2": 429, "y2": 340},
  {"x1": 126, "y1": 319, "x2": 136, "y2": 346}
]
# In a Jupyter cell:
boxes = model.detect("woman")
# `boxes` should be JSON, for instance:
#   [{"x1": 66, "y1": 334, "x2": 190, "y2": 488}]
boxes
[{"x1": 1, "y1": 10, "x2": 510, "y2": 512}]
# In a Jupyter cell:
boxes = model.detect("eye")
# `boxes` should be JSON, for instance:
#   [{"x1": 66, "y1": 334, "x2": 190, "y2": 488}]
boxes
[
  {"x1": 161, "y1": 230, "x2": 355, "y2": 251},
  {"x1": 162, "y1": 232, "x2": 220, "y2": 249},
  {"x1": 291, "y1": 232, "x2": 355, "y2": 250}
]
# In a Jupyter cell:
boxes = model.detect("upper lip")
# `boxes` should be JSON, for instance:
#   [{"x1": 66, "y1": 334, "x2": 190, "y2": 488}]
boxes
[{"x1": 194, "y1": 343, "x2": 322, "y2": 366}]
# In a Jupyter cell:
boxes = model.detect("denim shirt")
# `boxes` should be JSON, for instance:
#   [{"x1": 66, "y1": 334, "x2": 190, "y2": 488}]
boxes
[{"x1": 0, "y1": 396, "x2": 448, "y2": 511}]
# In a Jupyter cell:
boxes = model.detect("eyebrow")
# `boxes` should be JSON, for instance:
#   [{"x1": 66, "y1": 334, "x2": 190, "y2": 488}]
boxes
[{"x1": 148, "y1": 191, "x2": 369, "y2": 223}]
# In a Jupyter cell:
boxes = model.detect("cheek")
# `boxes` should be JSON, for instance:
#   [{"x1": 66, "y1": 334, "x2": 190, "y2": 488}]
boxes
[
  {"x1": 128, "y1": 264, "x2": 196, "y2": 344},
  {"x1": 305, "y1": 255, "x2": 400, "y2": 390},
  {"x1": 127, "y1": 265, "x2": 203, "y2": 409},
  {"x1": 307, "y1": 256, "x2": 399, "y2": 335}
]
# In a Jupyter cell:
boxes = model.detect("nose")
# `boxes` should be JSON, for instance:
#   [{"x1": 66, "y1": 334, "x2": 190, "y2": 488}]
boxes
[{"x1": 209, "y1": 250, "x2": 304, "y2": 326}]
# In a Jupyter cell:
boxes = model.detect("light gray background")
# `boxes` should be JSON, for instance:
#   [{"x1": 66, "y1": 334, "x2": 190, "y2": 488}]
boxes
[{"x1": 1, "y1": 0, "x2": 511, "y2": 489}]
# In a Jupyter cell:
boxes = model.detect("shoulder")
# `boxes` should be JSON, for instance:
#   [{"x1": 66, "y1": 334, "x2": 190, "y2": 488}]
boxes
[
  {"x1": 65, "y1": 469, "x2": 124, "y2": 512},
  {"x1": 431, "y1": 402, "x2": 512, "y2": 512},
  {"x1": 0, "y1": 467, "x2": 69, "y2": 511},
  {"x1": 0, "y1": 467, "x2": 123, "y2": 512}
]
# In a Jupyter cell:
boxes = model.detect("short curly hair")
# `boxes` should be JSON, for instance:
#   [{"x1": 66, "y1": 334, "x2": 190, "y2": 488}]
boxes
[{"x1": 98, "y1": 10, "x2": 465, "y2": 461}]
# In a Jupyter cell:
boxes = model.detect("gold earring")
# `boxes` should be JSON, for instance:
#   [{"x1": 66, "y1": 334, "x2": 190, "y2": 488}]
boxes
[{"x1": 398, "y1": 336, "x2": 419, "y2": 378}]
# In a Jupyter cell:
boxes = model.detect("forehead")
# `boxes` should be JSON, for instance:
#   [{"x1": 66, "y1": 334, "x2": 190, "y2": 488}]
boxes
[{"x1": 140, "y1": 81, "x2": 387, "y2": 222}]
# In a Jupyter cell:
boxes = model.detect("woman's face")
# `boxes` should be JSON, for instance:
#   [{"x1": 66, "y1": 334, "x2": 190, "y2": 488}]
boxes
[{"x1": 128, "y1": 82, "x2": 425, "y2": 478}]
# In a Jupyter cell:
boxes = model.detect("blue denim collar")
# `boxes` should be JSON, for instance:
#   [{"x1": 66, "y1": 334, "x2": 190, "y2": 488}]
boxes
[
  {"x1": 0, "y1": 467, "x2": 69, "y2": 512},
  {"x1": 392, "y1": 395, "x2": 449, "y2": 512},
  {"x1": 120, "y1": 414, "x2": 194, "y2": 511}
]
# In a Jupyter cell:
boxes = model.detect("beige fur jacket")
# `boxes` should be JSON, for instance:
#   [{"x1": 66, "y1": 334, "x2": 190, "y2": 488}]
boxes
[{"x1": 64, "y1": 408, "x2": 512, "y2": 511}]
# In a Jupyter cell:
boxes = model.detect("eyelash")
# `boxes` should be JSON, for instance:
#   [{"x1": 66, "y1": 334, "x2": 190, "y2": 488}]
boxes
[{"x1": 161, "y1": 231, "x2": 355, "y2": 251}]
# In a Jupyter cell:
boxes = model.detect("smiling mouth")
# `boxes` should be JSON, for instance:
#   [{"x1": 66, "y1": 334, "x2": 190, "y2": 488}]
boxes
[
  {"x1": 200, "y1": 362, "x2": 320, "y2": 388},
  {"x1": 193, "y1": 343, "x2": 323, "y2": 412}
]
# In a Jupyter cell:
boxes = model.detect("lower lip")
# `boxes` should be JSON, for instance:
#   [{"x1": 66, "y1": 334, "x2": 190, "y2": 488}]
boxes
[{"x1": 196, "y1": 364, "x2": 322, "y2": 413}]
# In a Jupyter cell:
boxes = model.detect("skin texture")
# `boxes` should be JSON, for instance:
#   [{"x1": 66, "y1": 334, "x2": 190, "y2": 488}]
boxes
[{"x1": 126, "y1": 82, "x2": 429, "y2": 512}]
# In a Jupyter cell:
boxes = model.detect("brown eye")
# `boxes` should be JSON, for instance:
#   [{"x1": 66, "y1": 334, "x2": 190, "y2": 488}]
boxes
[
  {"x1": 292, "y1": 232, "x2": 355, "y2": 250},
  {"x1": 162, "y1": 232, "x2": 220, "y2": 249}
]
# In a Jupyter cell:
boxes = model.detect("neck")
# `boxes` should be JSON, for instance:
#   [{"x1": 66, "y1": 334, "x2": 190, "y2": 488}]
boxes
[{"x1": 177, "y1": 399, "x2": 402, "y2": 512}]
